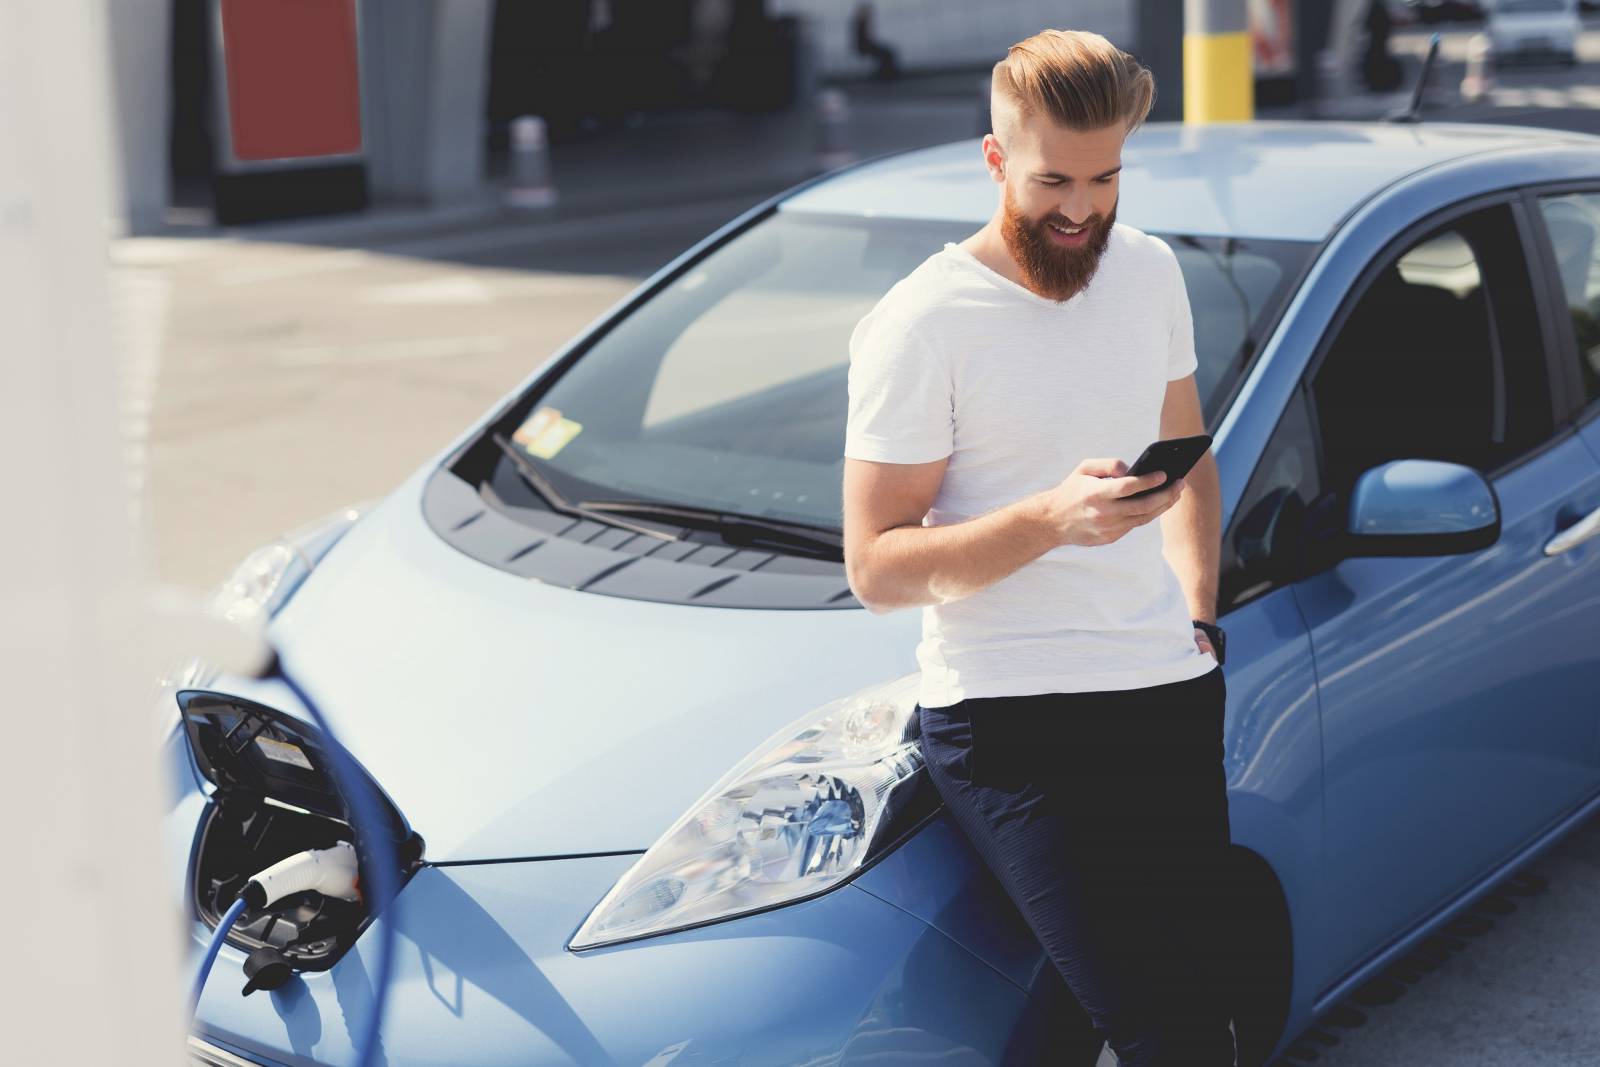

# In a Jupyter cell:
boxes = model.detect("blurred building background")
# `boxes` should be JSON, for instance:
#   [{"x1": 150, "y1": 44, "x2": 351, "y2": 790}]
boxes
[
  {"x1": 108, "y1": 0, "x2": 1357, "y2": 232},
  {"x1": 109, "y1": 0, "x2": 1599, "y2": 590}
]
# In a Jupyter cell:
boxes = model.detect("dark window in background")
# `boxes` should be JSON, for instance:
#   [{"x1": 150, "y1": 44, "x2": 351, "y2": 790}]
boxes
[{"x1": 484, "y1": 0, "x2": 797, "y2": 150}]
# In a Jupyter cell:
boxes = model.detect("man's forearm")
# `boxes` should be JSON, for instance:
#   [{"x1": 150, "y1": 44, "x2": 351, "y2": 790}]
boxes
[
  {"x1": 852, "y1": 492, "x2": 1060, "y2": 613},
  {"x1": 1160, "y1": 452, "x2": 1221, "y2": 623}
]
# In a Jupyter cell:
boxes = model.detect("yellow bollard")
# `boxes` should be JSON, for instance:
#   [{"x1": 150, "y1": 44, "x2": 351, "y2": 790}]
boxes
[{"x1": 1184, "y1": 0, "x2": 1254, "y2": 124}]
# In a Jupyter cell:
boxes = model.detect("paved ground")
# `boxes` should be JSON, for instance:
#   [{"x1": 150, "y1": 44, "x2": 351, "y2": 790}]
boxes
[
  {"x1": 116, "y1": 199, "x2": 750, "y2": 586},
  {"x1": 114, "y1": 16, "x2": 1600, "y2": 1066}
]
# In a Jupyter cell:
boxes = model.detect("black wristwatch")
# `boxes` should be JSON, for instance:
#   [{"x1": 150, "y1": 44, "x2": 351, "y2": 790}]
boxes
[{"x1": 1192, "y1": 619, "x2": 1227, "y2": 666}]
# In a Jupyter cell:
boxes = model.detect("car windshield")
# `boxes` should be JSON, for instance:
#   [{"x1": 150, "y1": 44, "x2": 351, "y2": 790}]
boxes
[{"x1": 489, "y1": 210, "x2": 1312, "y2": 533}]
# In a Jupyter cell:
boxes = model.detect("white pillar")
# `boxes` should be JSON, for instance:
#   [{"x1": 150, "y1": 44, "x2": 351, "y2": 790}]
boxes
[
  {"x1": 362, "y1": 0, "x2": 494, "y2": 207},
  {"x1": 1325, "y1": 0, "x2": 1371, "y2": 95},
  {"x1": 0, "y1": 0, "x2": 177, "y2": 1061},
  {"x1": 104, "y1": 0, "x2": 172, "y2": 233}
]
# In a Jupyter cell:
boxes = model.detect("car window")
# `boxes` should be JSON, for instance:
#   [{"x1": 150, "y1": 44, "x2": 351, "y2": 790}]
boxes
[
  {"x1": 478, "y1": 212, "x2": 1312, "y2": 533},
  {"x1": 1307, "y1": 202, "x2": 1553, "y2": 506},
  {"x1": 1534, "y1": 191, "x2": 1600, "y2": 412},
  {"x1": 1167, "y1": 234, "x2": 1307, "y2": 424},
  {"x1": 491, "y1": 214, "x2": 967, "y2": 531}
]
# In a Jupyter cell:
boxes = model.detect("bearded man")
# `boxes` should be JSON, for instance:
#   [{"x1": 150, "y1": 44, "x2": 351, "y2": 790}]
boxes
[{"x1": 841, "y1": 27, "x2": 1235, "y2": 1067}]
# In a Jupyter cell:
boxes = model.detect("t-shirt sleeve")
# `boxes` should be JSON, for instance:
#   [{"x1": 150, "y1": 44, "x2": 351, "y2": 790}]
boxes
[
  {"x1": 1166, "y1": 248, "x2": 1199, "y2": 381},
  {"x1": 844, "y1": 309, "x2": 954, "y2": 464}
]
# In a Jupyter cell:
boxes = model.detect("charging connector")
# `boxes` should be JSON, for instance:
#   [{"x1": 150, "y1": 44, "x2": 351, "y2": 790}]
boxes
[
  {"x1": 192, "y1": 841, "x2": 362, "y2": 1017},
  {"x1": 239, "y1": 841, "x2": 360, "y2": 910}
]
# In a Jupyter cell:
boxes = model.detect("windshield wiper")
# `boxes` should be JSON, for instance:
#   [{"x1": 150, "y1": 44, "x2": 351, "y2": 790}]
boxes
[
  {"x1": 490, "y1": 434, "x2": 680, "y2": 543},
  {"x1": 577, "y1": 498, "x2": 843, "y2": 561}
]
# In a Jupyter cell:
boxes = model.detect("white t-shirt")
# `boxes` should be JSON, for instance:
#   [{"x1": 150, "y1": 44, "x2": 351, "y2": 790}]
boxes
[{"x1": 844, "y1": 221, "x2": 1218, "y2": 708}]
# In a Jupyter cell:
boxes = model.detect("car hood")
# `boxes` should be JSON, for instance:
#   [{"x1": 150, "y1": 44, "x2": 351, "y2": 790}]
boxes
[{"x1": 251, "y1": 471, "x2": 921, "y2": 862}]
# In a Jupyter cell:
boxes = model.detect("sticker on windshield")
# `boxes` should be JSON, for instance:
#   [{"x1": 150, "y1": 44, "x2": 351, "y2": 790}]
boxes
[{"x1": 513, "y1": 405, "x2": 583, "y2": 459}]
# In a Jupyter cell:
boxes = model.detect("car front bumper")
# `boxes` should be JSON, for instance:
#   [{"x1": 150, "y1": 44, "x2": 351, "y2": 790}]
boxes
[{"x1": 186, "y1": 852, "x2": 1049, "y2": 1067}]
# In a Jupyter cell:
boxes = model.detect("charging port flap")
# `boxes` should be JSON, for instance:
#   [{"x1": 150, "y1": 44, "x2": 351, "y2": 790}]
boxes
[
  {"x1": 179, "y1": 690, "x2": 422, "y2": 972},
  {"x1": 180, "y1": 690, "x2": 412, "y2": 841}
]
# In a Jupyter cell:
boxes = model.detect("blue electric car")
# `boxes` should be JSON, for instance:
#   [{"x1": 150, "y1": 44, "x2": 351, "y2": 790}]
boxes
[{"x1": 171, "y1": 118, "x2": 1600, "y2": 1066}]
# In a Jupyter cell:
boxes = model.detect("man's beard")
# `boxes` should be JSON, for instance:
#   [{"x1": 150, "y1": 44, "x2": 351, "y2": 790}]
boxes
[{"x1": 999, "y1": 185, "x2": 1117, "y2": 302}]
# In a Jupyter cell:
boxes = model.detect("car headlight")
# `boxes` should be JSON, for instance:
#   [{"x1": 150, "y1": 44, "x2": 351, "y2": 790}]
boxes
[
  {"x1": 157, "y1": 504, "x2": 369, "y2": 692},
  {"x1": 211, "y1": 504, "x2": 368, "y2": 624},
  {"x1": 568, "y1": 673, "x2": 928, "y2": 950}
]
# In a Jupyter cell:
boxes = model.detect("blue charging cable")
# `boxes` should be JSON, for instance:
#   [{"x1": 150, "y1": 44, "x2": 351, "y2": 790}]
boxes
[
  {"x1": 191, "y1": 895, "x2": 249, "y2": 1016},
  {"x1": 274, "y1": 658, "x2": 400, "y2": 1067},
  {"x1": 188, "y1": 650, "x2": 400, "y2": 1067}
]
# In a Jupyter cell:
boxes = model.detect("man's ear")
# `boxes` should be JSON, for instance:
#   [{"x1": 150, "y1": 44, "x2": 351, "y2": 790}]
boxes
[{"x1": 981, "y1": 134, "x2": 1005, "y2": 183}]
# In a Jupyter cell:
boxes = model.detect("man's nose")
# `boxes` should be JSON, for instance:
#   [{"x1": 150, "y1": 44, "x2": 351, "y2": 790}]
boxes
[{"x1": 1058, "y1": 189, "x2": 1093, "y2": 225}]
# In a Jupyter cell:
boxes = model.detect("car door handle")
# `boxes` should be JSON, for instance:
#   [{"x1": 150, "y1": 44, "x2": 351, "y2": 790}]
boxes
[{"x1": 1544, "y1": 501, "x2": 1600, "y2": 556}]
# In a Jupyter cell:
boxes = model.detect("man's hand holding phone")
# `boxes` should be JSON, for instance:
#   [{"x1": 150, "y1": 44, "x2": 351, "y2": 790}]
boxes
[{"x1": 1035, "y1": 457, "x2": 1184, "y2": 548}]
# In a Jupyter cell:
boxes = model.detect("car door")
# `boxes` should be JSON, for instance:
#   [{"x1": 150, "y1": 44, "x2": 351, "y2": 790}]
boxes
[{"x1": 1288, "y1": 196, "x2": 1600, "y2": 986}]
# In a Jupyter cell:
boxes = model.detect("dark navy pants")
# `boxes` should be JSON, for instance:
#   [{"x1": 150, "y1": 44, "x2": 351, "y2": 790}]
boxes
[{"x1": 916, "y1": 664, "x2": 1235, "y2": 1066}]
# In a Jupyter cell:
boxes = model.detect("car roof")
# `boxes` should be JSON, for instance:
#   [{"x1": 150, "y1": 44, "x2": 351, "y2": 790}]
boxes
[{"x1": 779, "y1": 119, "x2": 1598, "y2": 242}]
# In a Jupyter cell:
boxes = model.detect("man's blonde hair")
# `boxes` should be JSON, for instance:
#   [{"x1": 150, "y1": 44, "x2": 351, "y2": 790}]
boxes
[{"x1": 991, "y1": 29, "x2": 1155, "y2": 145}]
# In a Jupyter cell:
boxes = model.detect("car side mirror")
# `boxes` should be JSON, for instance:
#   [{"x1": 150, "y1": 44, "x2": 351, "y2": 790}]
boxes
[{"x1": 1343, "y1": 458, "x2": 1500, "y2": 558}]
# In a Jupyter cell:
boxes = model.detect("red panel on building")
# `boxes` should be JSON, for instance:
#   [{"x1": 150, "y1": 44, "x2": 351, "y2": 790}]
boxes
[{"x1": 218, "y1": 0, "x2": 363, "y2": 162}]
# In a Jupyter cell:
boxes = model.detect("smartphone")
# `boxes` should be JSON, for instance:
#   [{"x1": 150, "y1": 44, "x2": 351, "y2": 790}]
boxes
[{"x1": 1121, "y1": 433, "x2": 1213, "y2": 499}]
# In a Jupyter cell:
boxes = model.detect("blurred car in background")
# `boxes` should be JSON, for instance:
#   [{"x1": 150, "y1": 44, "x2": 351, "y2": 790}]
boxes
[
  {"x1": 1484, "y1": 0, "x2": 1582, "y2": 63},
  {"x1": 1401, "y1": 0, "x2": 1487, "y2": 23},
  {"x1": 174, "y1": 115, "x2": 1600, "y2": 1067}
]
